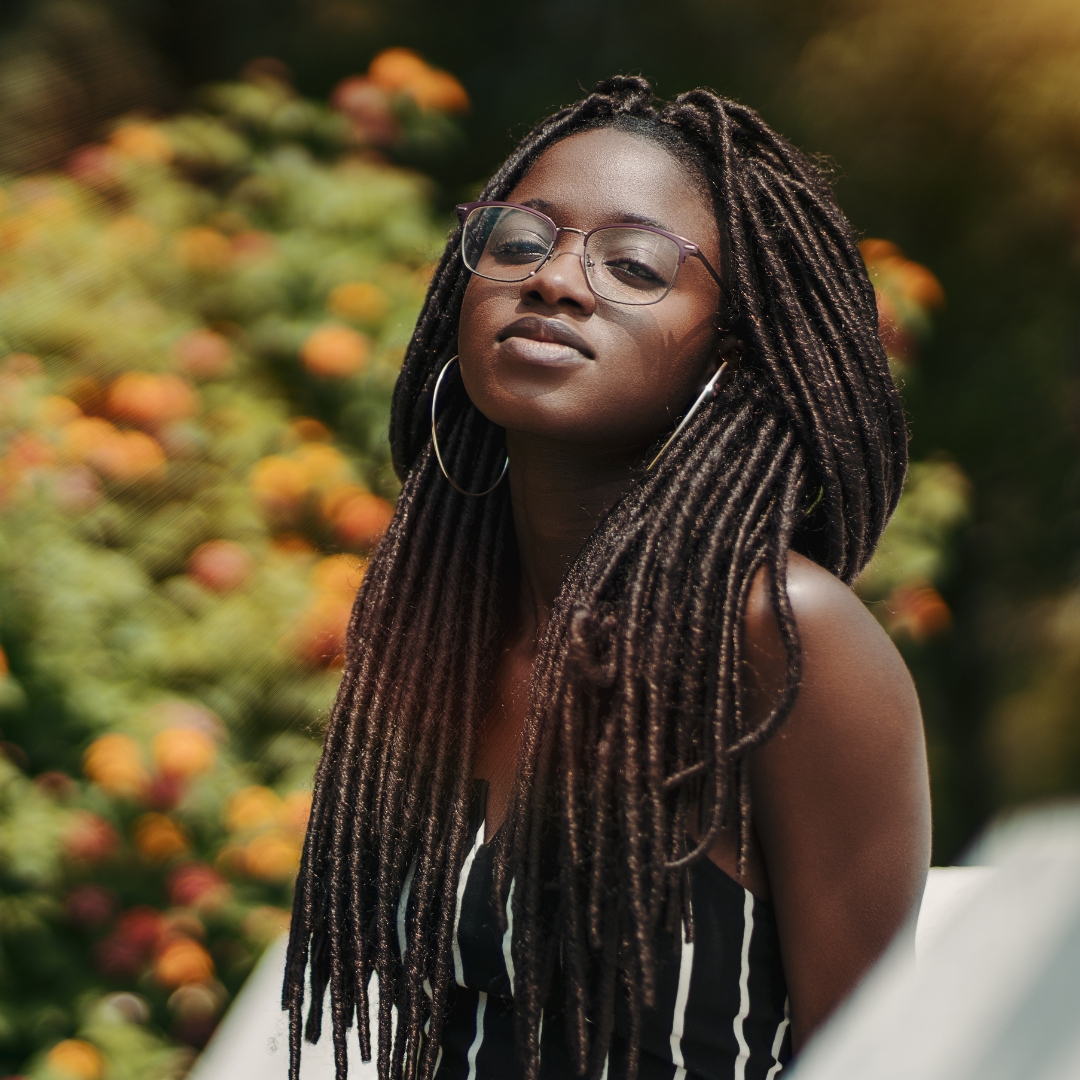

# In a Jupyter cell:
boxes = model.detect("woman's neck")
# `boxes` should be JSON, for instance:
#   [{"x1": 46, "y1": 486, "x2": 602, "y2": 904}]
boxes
[{"x1": 505, "y1": 428, "x2": 641, "y2": 644}]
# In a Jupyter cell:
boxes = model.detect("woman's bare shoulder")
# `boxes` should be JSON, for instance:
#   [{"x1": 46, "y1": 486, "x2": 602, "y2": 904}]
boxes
[
  {"x1": 743, "y1": 549, "x2": 931, "y2": 1048},
  {"x1": 744, "y1": 550, "x2": 917, "y2": 710}
]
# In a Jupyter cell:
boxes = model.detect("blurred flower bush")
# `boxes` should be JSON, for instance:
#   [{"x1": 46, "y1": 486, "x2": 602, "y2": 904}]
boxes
[
  {"x1": 0, "y1": 41, "x2": 962, "y2": 1078},
  {"x1": 0, "y1": 49, "x2": 457, "y2": 1079},
  {"x1": 856, "y1": 238, "x2": 969, "y2": 644}
]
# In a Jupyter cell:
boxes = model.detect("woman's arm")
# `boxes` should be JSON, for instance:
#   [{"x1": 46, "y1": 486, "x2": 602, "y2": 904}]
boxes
[{"x1": 746, "y1": 552, "x2": 931, "y2": 1052}]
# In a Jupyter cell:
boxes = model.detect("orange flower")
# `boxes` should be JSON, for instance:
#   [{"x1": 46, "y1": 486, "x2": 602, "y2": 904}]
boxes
[
  {"x1": 45, "y1": 1039, "x2": 104, "y2": 1080},
  {"x1": 83, "y1": 733, "x2": 149, "y2": 796},
  {"x1": 175, "y1": 227, "x2": 233, "y2": 272},
  {"x1": 133, "y1": 813, "x2": 190, "y2": 861},
  {"x1": 107, "y1": 372, "x2": 199, "y2": 429},
  {"x1": 63, "y1": 418, "x2": 167, "y2": 481},
  {"x1": 332, "y1": 490, "x2": 394, "y2": 549},
  {"x1": 294, "y1": 443, "x2": 350, "y2": 492},
  {"x1": 367, "y1": 48, "x2": 470, "y2": 112},
  {"x1": 290, "y1": 416, "x2": 331, "y2": 443},
  {"x1": 187, "y1": 540, "x2": 254, "y2": 593},
  {"x1": 895, "y1": 259, "x2": 945, "y2": 310},
  {"x1": 884, "y1": 583, "x2": 952, "y2": 643},
  {"x1": 328, "y1": 281, "x2": 389, "y2": 322},
  {"x1": 243, "y1": 830, "x2": 302, "y2": 881},
  {"x1": 280, "y1": 790, "x2": 312, "y2": 835},
  {"x1": 404, "y1": 68, "x2": 470, "y2": 112},
  {"x1": 226, "y1": 786, "x2": 281, "y2": 833},
  {"x1": 300, "y1": 324, "x2": 370, "y2": 378},
  {"x1": 368, "y1": 48, "x2": 430, "y2": 91},
  {"x1": 109, "y1": 123, "x2": 173, "y2": 164},
  {"x1": 250, "y1": 455, "x2": 310, "y2": 514},
  {"x1": 154, "y1": 937, "x2": 215, "y2": 987},
  {"x1": 95, "y1": 429, "x2": 167, "y2": 481},
  {"x1": 311, "y1": 553, "x2": 366, "y2": 598},
  {"x1": 292, "y1": 592, "x2": 354, "y2": 667},
  {"x1": 152, "y1": 726, "x2": 217, "y2": 779},
  {"x1": 860, "y1": 238, "x2": 944, "y2": 312}
]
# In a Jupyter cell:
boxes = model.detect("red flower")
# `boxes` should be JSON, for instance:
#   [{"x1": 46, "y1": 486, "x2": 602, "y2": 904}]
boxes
[
  {"x1": 62, "y1": 812, "x2": 119, "y2": 864},
  {"x1": 167, "y1": 863, "x2": 230, "y2": 910},
  {"x1": 95, "y1": 906, "x2": 165, "y2": 978},
  {"x1": 64, "y1": 885, "x2": 117, "y2": 929}
]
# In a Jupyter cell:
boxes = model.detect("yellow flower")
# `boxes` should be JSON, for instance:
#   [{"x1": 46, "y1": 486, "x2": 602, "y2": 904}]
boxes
[
  {"x1": 243, "y1": 830, "x2": 302, "y2": 881},
  {"x1": 279, "y1": 791, "x2": 313, "y2": 835},
  {"x1": 110, "y1": 123, "x2": 174, "y2": 164},
  {"x1": 300, "y1": 324, "x2": 370, "y2": 378},
  {"x1": 83, "y1": 734, "x2": 149, "y2": 797},
  {"x1": 250, "y1": 455, "x2": 310, "y2": 513},
  {"x1": 153, "y1": 727, "x2": 217, "y2": 779},
  {"x1": 45, "y1": 1039, "x2": 104, "y2": 1080},
  {"x1": 175, "y1": 227, "x2": 233, "y2": 273},
  {"x1": 225, "y1": 786, "x2": 281, "y2": 833},
  {"x1": 154, "y1": 937, "x2": 215, "y2": 987},
  {"x1": 294, "y1": 443, "x2": 350, "y2": 493},
  {"x1": 133, "y1": 813, "x2": 190, "y2": 861},
  {"x1": 310, "y1": 554, "x2": 366, "y2": 598},
  {"x1": 328, "y1": 281, "x2": 389, "y2": 323}
]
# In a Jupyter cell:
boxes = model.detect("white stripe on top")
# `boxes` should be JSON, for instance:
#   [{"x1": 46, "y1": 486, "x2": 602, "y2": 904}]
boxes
[
  {"x1": 502, "y1": 879, "x2": 516, "y2": 995},
  {"x1": 732, "y1": 890, "x2": 756, "y2": 1080},
  {"x1": 397, "y1": 861, "x2": 416, "y2": 959},
  {"x1": 669, "y1": 922, "x2": 696, "y2": 1080},
  {"x1": 764, "y1": 997, "x2": 790, "y2": 1079},
  {"x1": 453, "y1": 826, "x2": 485, "y2": 986},
  {"x1": 465, "y1": 991, "x2": 487, "y2": 1080}
]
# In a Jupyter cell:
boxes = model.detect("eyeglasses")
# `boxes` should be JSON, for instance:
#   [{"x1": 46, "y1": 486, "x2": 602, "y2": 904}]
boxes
[{"x1": 454, "y1": 201, "x2": 725, "y2": 307}]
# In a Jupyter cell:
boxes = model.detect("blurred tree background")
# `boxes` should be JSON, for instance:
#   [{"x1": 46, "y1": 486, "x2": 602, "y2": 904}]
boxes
[{"x1": 0, "y1": 0, "x2": 1079, "y2": 1075}]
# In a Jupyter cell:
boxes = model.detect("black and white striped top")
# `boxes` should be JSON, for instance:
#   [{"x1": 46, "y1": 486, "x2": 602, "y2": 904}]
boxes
[{"x1": 400, "y1": 784, "x2": 791, "y2": 1080}]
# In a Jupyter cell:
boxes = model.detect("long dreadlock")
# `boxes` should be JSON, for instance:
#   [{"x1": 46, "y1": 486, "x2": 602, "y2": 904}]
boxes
[{"x1": 284, "y1": 75, "x2": 906, "y2": 1080}]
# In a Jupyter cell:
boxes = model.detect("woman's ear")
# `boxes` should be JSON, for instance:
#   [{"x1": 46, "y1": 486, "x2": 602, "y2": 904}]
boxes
[
  {"x1": 719, "y1": 333, "x2": 744, "y2": 369},
  {"x1": 698, "y1": 334, "x2": 744, "y2": 394}
]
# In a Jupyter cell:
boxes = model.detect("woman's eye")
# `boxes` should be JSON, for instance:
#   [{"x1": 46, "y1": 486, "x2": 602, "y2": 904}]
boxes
[
  {"x1": 490, "y1": 233, "x2": 549, "y2": 263},
  {"x1": 605, "y1": 258, "x2": 666, "y2": 286}
]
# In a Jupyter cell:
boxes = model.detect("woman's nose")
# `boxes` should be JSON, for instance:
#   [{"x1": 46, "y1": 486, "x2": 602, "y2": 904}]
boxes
[{"x1": 519, "y1": 242, "x2": 596, "y2": 312}]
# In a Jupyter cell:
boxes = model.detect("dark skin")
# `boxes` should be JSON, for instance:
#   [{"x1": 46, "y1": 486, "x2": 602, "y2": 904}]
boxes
[{"x1": 458, "y1": 128, "x2": 931, "y2": 1052}]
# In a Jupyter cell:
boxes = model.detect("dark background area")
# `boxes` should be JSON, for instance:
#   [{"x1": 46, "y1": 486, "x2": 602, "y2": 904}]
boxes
[{"x1": 4, "y1": 0, "x2": 1080, "y2": 862}]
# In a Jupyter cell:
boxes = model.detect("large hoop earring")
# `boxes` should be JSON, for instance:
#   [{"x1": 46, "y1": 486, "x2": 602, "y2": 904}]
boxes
[
  {"x1": 430, "y1": 356, "x2": 509, "y2": 497},
  {"x1": 645, "y1": 358, "x2": 738, "y2": 472}
]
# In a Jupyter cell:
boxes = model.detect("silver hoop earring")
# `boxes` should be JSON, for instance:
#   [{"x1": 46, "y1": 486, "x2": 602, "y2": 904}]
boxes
[
  {"x1": 645, "y1": 359, "x2": 736, "y2": 472},
  {"x1": 430, "y1": 356, "x2": 509, "y2": 497}
]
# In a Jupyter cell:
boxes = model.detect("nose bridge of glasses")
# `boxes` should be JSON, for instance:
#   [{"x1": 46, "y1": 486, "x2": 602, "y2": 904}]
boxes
[{"x1": 531, "y1": 226, "x2": 590, "y2": 280}]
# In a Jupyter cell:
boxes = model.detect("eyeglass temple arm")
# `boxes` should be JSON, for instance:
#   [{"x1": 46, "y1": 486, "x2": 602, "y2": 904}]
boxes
[{"x1": 690, "y1": 248, "x2": 733, "y2": 326}]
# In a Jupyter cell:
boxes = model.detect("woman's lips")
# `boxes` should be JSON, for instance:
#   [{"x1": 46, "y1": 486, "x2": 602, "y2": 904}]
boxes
[
  {"x1": 498, "y1": 335, "x2": 587, "y2": 365},
  {"x1": 496, "y1": 316, "x2": 594, "y2": 365}
]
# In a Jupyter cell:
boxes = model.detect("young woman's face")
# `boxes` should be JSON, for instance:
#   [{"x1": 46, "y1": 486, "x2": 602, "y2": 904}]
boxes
[{"x1": 457, "y1": 128, "x2": 725, "y2": 451}]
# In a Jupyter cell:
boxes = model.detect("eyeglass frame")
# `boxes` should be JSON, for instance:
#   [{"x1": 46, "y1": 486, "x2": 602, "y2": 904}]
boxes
[{"x1": 454, "y1": 200, "x2": 728, "y2": 308}]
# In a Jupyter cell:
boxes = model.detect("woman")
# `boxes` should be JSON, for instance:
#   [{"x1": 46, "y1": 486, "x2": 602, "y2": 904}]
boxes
[{"x1": 285, "y1": 76, "x2": 930, "y2": 1080}]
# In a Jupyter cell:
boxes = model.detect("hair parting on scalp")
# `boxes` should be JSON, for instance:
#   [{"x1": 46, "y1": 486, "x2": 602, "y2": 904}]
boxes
[{"x1": 284, "y1": 75, "x2": 906, "y2": 1080}]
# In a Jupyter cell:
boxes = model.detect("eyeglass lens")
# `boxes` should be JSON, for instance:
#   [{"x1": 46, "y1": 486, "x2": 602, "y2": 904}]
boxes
[{"x1": 461, "y1": 205, "x2": 681, "y2": 305}]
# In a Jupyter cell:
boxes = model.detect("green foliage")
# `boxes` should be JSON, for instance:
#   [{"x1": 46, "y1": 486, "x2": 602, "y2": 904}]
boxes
[{"x1": 0, "y1": 72, "x2": 448, "y2": 1077}]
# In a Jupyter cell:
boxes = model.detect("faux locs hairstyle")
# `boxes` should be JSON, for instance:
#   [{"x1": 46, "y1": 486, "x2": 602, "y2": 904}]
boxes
[{"x1": 285, "y1": 76, "x2": 906, "y2": 1080}]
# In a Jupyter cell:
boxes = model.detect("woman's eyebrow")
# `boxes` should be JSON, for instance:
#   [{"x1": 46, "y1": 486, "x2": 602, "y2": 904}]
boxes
[{"x1": 520, "y1": 197, "x2": 668, "y2": 231}]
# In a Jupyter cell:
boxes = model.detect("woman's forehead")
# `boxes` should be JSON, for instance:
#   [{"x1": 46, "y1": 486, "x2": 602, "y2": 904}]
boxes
[{"x1": 508, "y1": 128, "x2": 718, "y2": 244}]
